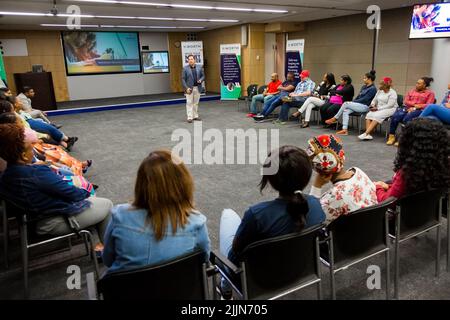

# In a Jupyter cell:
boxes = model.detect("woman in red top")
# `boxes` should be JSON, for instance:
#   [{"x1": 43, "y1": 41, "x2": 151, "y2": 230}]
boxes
[
  {"x1": 387, "y1": 76, "x2": 435, "y2": 146},
  {"x1": 376, "y1": 118, "x2": 449, "y2": 202}
]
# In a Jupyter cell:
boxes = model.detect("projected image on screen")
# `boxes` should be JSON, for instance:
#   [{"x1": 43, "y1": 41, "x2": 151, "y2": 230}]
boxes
[
  {"x1": 142, "y1": 51, "x2": 170, "y2": 74},
  {"x1": 62, "y1": 31, "x2": 141, "y2": 75},
  {"x1": 409, "y1": 3, "x2": 450, "y2": 39}
]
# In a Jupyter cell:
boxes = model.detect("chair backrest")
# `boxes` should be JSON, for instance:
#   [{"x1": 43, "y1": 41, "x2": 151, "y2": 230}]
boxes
[
  {"x1": 97, "y1": 250, "x2": 208, "y2": 300},
  {"x1": 240, "y1": 225, "x2": 322, "y2": 300},
  {"x1": 397, "y1": 94, "x2": 404, "y2": 107},
  {"x1": 257, "y1": 85, "x2": 267, "y2": 95},
  {"x1": 328, "y1": 198, "x2": 396, "y2": 265},
  {"x1": 247, "y1": 84, "x2": 258, "y2": 98},
  {"x1": 397, "y1": 188, "x2": 446, "y2": 237}
]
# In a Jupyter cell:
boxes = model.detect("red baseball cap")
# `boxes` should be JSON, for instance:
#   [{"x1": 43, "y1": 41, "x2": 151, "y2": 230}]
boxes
[{"x1": 300, "y1": 70, "x2": 310, "y2": 78}]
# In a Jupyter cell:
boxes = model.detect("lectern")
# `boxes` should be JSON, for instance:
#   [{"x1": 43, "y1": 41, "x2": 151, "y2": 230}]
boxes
[{"x1": 14, "y1": 72, "x2": 57, "y2": 111}]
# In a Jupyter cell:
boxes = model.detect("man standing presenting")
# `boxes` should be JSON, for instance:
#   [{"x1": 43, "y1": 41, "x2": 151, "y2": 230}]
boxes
[{"x1": 182, "y1": 55, "x2": 205, "y2": 123}]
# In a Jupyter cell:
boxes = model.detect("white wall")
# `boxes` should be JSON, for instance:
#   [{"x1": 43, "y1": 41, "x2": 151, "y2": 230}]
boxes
[
  {"x1": 67, "y1": 32, "x2": 170, "y2": 101},
  {"x1": 430, "y1": 38, "x2": 450, "y2": 102}
]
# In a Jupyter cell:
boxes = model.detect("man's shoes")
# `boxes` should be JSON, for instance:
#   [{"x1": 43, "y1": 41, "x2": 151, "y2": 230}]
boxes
[
  {"x1": 301, "y1": 122, "x2": 310, "y2": 128},
  {"x1": 246, "y1": 113, "x2": 256, "y2": 118},
  {"x1": 193, "y1": 117, "x2": 201, "y2": 121},
  {"x1": 66, "y1": 137, "x2": 78, "y2": 151},
  {"x1": 187, "y1": 119, "x2": 193, "y2": 123},
  {"x1": 253, "y1": 114, "x2": 265, "y2": 121},
  {"x1": 93, "y1": 184, "x2": 99, "y2": 191},
  {"x1": 273, "y1": 119, "x2": 286, "y2": 125},
  {"x1": 51, "y1": 123, "x2": 63, "y2": 129}
]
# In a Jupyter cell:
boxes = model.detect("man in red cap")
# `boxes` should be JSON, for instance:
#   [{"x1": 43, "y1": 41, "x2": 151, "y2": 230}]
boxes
[{"x1": 274, "y1": 70, "x2": 316, "y2": 124}]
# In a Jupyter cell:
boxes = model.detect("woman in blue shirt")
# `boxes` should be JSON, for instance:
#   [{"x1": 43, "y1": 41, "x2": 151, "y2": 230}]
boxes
[
  {"x1": 325, "y1": 70, "x2": 378, "y2": 135},
  {"x1": 218, "y1": 145, "x2": 325, "y2": 298},
  {"x1": 102, "y1": 149, "x2": 211, "y2": 273},
  {"x1": 0, "y1": 123, "x2": 112, "y2": 244}
]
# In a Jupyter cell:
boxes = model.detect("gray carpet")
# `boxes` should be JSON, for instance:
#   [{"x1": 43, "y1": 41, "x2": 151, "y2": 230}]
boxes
[{"x1": 1, "y1": 100, "x2": 449, "y2": 300}]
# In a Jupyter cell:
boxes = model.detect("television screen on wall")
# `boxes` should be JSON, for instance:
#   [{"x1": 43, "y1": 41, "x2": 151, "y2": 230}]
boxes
[
  {"x1": 142, "y1": 51, "x2": 170, "y2": 74},
  {"x1": 62, "y1": 31, "x2": 141, "y2": 76},
  {"x1": 409, "y1": 2, "x2": 450, "y2": 39}
]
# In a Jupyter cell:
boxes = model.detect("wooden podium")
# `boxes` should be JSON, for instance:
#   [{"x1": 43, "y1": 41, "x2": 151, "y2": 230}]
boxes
[{"x1": 14, "y1": 72, "x2": 57, "y2": 111}]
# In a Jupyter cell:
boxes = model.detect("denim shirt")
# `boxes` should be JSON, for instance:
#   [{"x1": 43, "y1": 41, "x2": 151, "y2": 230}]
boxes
[
  {"x1": 0, "y1": 164, "x2": 90, "y2": 217},
  {"x1": 103, "y1": 203, "x2": 211, "y2": 273},
  {"x1": 353, "y1": 84, "x2": 377, "y2": 106}
]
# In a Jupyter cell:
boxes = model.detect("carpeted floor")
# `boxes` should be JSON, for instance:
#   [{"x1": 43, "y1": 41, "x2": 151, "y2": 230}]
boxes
[{"x1": 1, "y1": 100, "x2": 449, "y2": 300}]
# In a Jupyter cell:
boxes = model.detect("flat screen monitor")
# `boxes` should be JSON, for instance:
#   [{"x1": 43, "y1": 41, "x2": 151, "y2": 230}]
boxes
[
  {"x1": 142, "y1": 51, "x2": 170, "y2": 74},
  {"x1": 409, "y1": 2, "x2": 450, "y2": 39},
  {"x1": 62, "y1": 31, "x2": 141, "y2": 76}
]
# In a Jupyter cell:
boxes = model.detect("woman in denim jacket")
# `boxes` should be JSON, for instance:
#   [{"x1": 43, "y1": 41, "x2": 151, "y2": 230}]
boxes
[{"x1": 103, "y1": 149, "x2": 211, "y2": 273}]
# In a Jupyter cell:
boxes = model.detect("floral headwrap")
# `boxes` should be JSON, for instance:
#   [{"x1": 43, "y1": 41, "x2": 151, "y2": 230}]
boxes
[{"x1": 306, "y1": 134, "x2": 345, "y2": 174}]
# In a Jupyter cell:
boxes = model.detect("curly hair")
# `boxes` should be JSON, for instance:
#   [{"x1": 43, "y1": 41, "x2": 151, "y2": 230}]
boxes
[
  {"x1": 0, "y1": 99, "x2": 13, "y2": 114},
  {"x1": 0, "y1": 124, "x2": 26, "y2": 164},
  {"x1": 394, "y1": 118, "x2": 450, "y2": 194}
]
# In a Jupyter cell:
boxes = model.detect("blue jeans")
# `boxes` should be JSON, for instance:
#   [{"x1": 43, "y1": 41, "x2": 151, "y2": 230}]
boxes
[
  {"x1": 250, "y1": 94, "x2": 274, "y2": 114},
  {"x1": 219, "y1": 209, "x2": 242, "y2": 293},
  {"x1": 261, "y1": 95, "x2": 284, "y2": 117},
  {"x1": 334, "y1": 102, "x2": 369, "y2": 130},
  {"x1": 389, "y1": 107, "x2": 423, "y2": 134},
  {"x1": 27, "y1": 119, "x2": 64, "y2": 142},
  {"x1": 279, "y1": 97, "x2": 306, "y2": 121},
  {"x1": 420, "y1": 104, "x2": 450, "y2": 124}
]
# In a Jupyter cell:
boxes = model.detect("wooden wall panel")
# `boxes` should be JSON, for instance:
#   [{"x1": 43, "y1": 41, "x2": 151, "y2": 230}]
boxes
[{"x1": 0, "y1": 30, "x2": 69, "y2": 102}]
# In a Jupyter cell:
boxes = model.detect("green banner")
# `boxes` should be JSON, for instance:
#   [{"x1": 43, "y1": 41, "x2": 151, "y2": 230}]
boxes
[
  {"x1": 0, "y1": 50, "x2": 6, "y2": 86},
  {"x1": 220, "y1": 44, "x2": 242, "y2": 100}
]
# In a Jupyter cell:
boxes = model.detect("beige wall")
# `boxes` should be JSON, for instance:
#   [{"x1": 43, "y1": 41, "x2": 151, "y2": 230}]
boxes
[
  {"x1": 289, "y1": 7, "x2": 433, "y2": 95},
  {"x1": 0, "y1": 30, "x2": 69, "y2": 102}
]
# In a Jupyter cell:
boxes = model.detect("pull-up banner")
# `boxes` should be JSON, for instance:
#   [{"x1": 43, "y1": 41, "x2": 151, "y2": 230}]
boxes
[
  {"x1": 181, "y1": 41, "x2": 206, "y2": 93},
  {"x1": 220, "y1": 43, "x2": 241, "y2": 100},
  {"x1": 285, "y1": 39, "x2": 304, "y2": 81},
  {"x1": 0, "y1": 50, "x2": 6, "y2": 87}
]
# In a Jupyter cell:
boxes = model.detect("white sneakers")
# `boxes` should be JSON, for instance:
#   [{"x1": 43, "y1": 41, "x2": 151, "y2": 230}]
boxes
[{"x1": 358, "y1": 133, "x2": 373, "y2": 140}]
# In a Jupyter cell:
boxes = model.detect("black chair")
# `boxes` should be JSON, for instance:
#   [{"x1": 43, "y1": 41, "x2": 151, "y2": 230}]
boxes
[
  {"x1": 348, "y1": 112, "x2": 367, "y2": 134},
  {"x1": 210, "y1": 225, "x2": 323, "y2": 300},
  {"x1": 92, "y1": 251, "x2": 212, "y2": 300},
  {"x1": 257, "y1": 85, "x2": 267, "y2": 95},
  {"x1": 320, "y1": 198, "x2": 396, "y2": 300},
  {"x1": 238, "y1": 84, "x2": 258, "y2": 112},
  {"x1": 443, "y1": 192, "x2": 450, "y2": 272},
  {"x1": 3, "y1": 199, "x2": 99, "y2": 298},
  {"x1": 389, "y1": 188, "x2": 447, "y2": 299}
]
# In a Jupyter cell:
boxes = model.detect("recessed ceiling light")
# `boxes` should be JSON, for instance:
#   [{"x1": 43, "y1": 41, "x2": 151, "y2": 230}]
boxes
[
  {"x1": 41, "y1": 23, "x2": 99, "y2": 27},
  {"x1": 69, "y1": 0, "x2": 288, "y2": 14}
]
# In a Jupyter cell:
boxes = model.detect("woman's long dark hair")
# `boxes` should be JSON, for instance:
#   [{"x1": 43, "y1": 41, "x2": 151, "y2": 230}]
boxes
[
  {"x1": 341, "y1": 74, "x2": 352, "y2": 85},
  {"x1": 260, "y1": 146, "x2": 312, "y2": 230},
  {"x1": 325, "y1": 73, "x2": 336, "y2": 86},
  {"x1": 394, "y1": 118, "x2": 450, "y2": 194}
]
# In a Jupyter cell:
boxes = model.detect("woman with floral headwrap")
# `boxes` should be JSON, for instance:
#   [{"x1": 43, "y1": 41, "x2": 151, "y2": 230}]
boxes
[
  {"x1": 358, "y1": 77, "x2": 398, "y2": 141},
  {"x1": 307, "y1": 134, "x2": 378, "y2": 224}
]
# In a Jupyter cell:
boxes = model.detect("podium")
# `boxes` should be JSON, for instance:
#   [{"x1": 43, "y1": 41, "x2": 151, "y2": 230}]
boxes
[{"x1": 14, "y1": 72, "x2": 57, "y2": 111}]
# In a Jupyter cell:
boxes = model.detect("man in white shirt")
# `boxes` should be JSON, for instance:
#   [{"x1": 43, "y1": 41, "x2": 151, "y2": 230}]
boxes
[{"x1": 17, "y1": 86, "x2": 60, "y2": 127}]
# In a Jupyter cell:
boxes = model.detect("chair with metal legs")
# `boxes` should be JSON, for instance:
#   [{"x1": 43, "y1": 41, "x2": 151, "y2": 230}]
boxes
[
  {"x1": 389, "y1": 189, "x2": 446, "y2": 299},
  {"x1": 4, "y1": 199, "x2": 99, "y2": 298},
  {"x1": 320, "y1": 197, "x2": 396, "y2": 300}
]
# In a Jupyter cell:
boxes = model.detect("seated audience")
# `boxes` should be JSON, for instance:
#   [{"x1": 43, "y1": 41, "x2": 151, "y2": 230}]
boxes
[
  {"x1": 387, "y1": 76, "x2": 435, "y2": 146},
  {"x1": 376, "y1": 118, "x2": 449, "y2": 202},
  {"x1": 359, "y1": 77, "x2": 398, "y2": 140},
  {"x1": 103, "y1": 149, "x2": 210, "y2": 273},
  {"x1": 0, "y1": 123, "x2": 111, "y2": 251},
  {"x1": 10, "y1": 95, "x2": 77, "y2": 150},
  {"x1": 307, "y1": 134, "x2": 378, "y2": 224},
  {"x1": 325, "y1": 70, "x2": 378, "y2": 135},
  {"x1": 319, "y1": 75, "x2": 354, "y2": 124},
  {"x1": 218, "y1": 145, "x2": 325, "y2": 297},
  {"x1": 292, "y1": 72, "x2": 337, "y2": 128},
  {"x1": 0, "y1": 87, "x2": 12, "y2": 97},
  {"x1": 247, "y1": 73, "x2": 281, "y2": 117},
  {"x1": 274, "y1": 70, "x2": 316, "y2": 124},
  {"x1": 254, "y1": 72, "x2": 298, "y2": 121},
  {"x1": 419, "y1": 83, "x2": 450, "y2": 124},
  {"x1": 17, "y1": 86, "x2": 57, "y2": 126}
]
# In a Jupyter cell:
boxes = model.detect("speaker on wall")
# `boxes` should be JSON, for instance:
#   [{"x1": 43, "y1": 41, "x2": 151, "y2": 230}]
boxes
[{"x1": 241, "y1": 25, "x2": 248, "y2": 47}]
